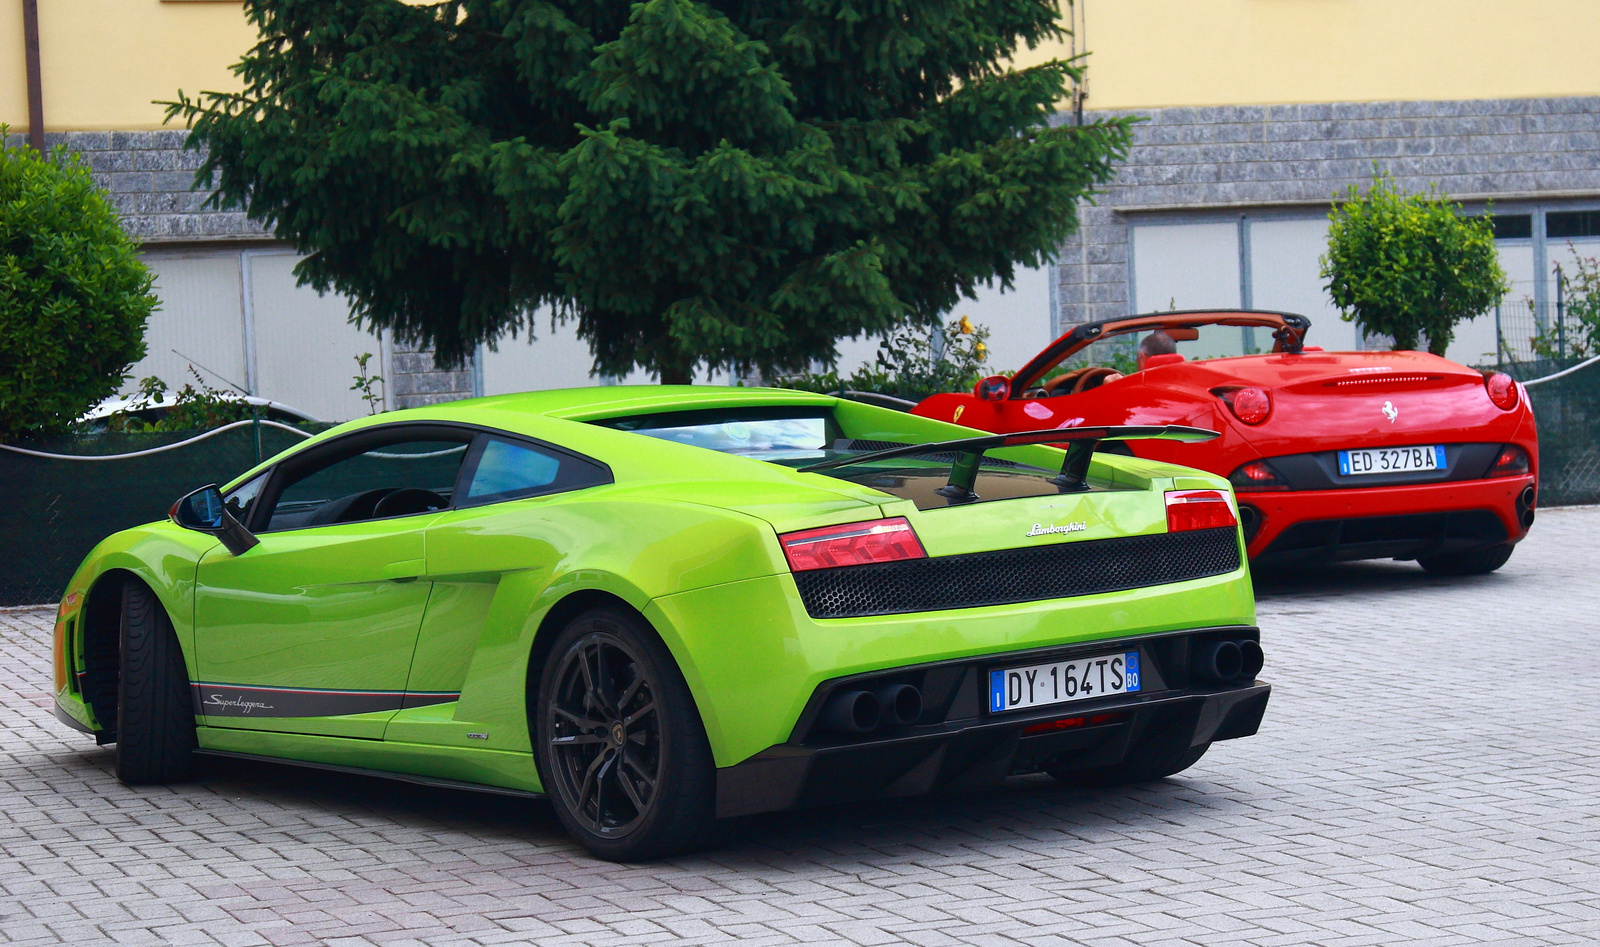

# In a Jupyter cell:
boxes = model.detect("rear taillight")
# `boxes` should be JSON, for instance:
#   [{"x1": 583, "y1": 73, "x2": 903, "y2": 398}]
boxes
[
  {"x1": 1485, "y1": 372, "x2": 1519, "y2": 410},
  {"x1": 1215, "y1": 386, "x2": 1271, "y2": 424},
  {"x1": 780, "y1": 517, "x2": 926, "y2": 572},
  {"x1": 1165, "y1": 490, "x2": 1238, "y2": 532},
  {"x1": 1489, "y1": 444, "x2": 1530, "y2": 477},
  {"x1": 1228, "y1": 460, "x2": 1290, "y2": 492}
]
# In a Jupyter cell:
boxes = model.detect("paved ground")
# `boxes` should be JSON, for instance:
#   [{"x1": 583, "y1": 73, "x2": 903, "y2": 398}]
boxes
[{"x1": 3, "y1": 508, "x2": 1599, "y2": 947}]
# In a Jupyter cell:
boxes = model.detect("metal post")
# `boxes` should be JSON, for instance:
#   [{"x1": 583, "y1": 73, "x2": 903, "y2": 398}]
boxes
[
  {"x1": 1556, "y1": 264, "x2": 1566, "y2": 360},
  {"x1": 22, "y1": 0, "x2": 45, "y2": 152},
  {"x1": 1495, "y1": 304, "x2": 1504, "y2": 368}
]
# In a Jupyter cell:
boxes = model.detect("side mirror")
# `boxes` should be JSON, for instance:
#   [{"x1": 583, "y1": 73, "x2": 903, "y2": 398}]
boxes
[
  {"x1": 974, "y1": 375, "x2": 1011, "y2": 402},
  {"x1": 170, "y1": 484, "x2": 259, "y2": 556}
]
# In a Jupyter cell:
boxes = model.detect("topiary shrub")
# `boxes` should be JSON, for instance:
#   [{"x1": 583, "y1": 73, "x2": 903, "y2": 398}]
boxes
[
  {"x1": 1321, "y1": 175, "x2": 1507, "y2": 355},
  {"x1": 0, "y1": 135, "x2": 155, "y2": 441}
]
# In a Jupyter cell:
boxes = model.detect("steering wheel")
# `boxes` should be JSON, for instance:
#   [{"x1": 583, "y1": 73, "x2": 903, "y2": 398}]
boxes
[
  {"x1": 308, "y1": 488, "x2": 398, "y2": 526},
  {"x1": 372, "y1": 488, "x2": 449, "y2": 519},
  {"x1": 1045, "y1": 368, "x2": 1092, "y2": 396},
  {"x1": 1071, "y1": 366, "x2": 1122, "y2": 394}
]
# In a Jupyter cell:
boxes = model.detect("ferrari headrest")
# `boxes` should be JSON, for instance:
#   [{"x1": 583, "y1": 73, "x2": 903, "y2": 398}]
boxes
[{"x1": 1144, "y1": 353, "x2": 1186, "y2": 368}]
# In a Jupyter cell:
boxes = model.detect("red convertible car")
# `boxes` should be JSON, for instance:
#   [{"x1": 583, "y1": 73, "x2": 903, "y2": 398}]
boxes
[{"x1": 912, "y1": 310, "x2": 1538, "y2": 573}]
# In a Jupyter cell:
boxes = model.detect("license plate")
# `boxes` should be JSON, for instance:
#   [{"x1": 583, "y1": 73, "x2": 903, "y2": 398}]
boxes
[
  {"x1": 1338, "y1": 445, "x2": 1445, "y2": 476},
  {"x1": 989, "y1": 651, "x2": 1140, "y2": 714}
]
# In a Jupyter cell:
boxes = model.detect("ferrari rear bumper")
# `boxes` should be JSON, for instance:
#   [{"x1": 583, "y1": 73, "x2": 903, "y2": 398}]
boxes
[{"x1": 1240, "y1": 473, "x2": 1536, "y2": 564}]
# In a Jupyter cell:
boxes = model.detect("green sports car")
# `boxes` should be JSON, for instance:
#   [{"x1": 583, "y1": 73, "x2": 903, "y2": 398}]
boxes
[{"x1": 51, "y1": 386, "x2": 1269, "y2": 860}]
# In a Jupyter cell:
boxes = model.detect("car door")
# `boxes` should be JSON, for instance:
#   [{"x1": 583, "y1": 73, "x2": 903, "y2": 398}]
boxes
[
  {"x1": 383, "y1": 432, "x2": 613, "y2": 751},
  {"x1": 193, "y1": 424, "x2": 475, "y2": 740}
]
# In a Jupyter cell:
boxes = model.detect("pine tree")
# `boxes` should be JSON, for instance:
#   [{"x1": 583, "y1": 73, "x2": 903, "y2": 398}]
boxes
[{"x1": 171, "y1": 0, "x2": 1131, "y2": 383}]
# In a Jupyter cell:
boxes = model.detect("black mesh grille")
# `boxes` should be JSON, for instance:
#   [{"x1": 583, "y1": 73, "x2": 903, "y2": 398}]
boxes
[{"x1": 793, "y1": 527, "x2": 1242, "y2": 619}]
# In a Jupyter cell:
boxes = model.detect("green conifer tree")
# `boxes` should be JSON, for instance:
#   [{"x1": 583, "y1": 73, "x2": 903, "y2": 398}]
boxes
[{"x1": 171, "y1": 0, "x2": 1131, "y2": 383}]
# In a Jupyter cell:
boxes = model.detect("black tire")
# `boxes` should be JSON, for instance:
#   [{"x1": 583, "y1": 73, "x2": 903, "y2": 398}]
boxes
[
  {"x1": 1417, "y1": 543, "x2": 1515, "y2": 576},
  {"x1": 533, "y1": 608, "x2": 718, "y2": 861},
  {"x1": 1049, "y1": 730, "x2": 1209, "y2": 789},
  {"x1": 116, "y1": 581, "x2": 197, "y2": 785}
]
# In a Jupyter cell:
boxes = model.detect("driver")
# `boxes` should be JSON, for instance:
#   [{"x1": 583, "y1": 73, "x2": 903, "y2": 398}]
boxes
[{"x1": 1084, "y1": 330, "x2": 1177, "y2": 388}]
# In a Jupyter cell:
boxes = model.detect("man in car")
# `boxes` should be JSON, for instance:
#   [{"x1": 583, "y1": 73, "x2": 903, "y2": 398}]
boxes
[{"x1": 1092, "y1": 331, "x2": 1177, "y2": 387}]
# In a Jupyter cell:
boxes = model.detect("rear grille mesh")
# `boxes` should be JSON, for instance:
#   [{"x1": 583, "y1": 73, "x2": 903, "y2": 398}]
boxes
[{"x1": 793, "y1": 527, "x2": 1241, "y2": 619}]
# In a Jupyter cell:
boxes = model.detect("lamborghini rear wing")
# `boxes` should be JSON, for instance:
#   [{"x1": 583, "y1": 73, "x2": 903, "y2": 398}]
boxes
[{"x1": 799, "y1": 425, "x2": 1219, "y2": 501}]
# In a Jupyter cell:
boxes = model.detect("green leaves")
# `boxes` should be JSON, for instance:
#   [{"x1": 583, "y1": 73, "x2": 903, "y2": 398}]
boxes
[
  {"x1": 1321, "y1": 175, "x2": 1508, "y2": 355},
  {"x1": 0, "y1": 137, "x2": 155, "y2": 440},
  {"x1": 173, "y1": 0, "x2": 1130, "y2": 382}
]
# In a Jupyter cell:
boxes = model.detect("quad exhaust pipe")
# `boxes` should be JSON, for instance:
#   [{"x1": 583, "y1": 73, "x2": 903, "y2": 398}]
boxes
[
  {"x1": 819, "y1": 683, "x2": 923, "y2": 734},
  {"x1": 1193, "y1": 638, "x2": 1264, "y2": 684}
]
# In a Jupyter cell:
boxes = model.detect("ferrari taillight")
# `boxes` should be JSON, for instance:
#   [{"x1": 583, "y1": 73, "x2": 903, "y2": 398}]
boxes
[
  {"x1": 1489, "y1": 444, "x2": 1530, "y2": 477},
  {"x1": 1165, "y1": 490, "x2": 1237, "y2": 533},
  {"x1": 1228, "y1": 460, "x2": 1290, "y2": 492},
  {"x1": 779, "y1": 517, "x2": 926, "y2": 572},
  {"x1": 1485, "y1": 372, "x2": 1520, "y2": 410},
  {"x1": 1214, "y1": 386, "x2": 1271, "y2": 425}
]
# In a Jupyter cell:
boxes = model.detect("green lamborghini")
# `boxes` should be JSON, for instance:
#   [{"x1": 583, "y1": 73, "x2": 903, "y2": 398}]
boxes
[{"x1": 52, "y1": 386, "x2": 1268, "y2": 860}]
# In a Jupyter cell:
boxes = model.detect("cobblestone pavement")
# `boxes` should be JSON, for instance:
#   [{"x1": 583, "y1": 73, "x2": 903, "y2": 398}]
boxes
[{"x1": 3, "y1": 508, "x2": 1599, "y2": 946}]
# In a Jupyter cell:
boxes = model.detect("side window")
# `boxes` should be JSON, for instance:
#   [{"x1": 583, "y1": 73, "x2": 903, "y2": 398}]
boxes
[
  {"x1": 265, "y1": 437, "x2": 472, "y2": 531},
  {"x1": 223, "y1": 472, "x2": 268, "y2": 525},
  {"x1": 460, "y1": 436, "x2": 609, "y2": 506}
]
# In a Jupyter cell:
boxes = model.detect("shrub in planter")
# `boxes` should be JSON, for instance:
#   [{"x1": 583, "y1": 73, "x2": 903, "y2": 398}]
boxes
[{"x1": 0, "y1": 136, "x2": 155, "y2": 440}]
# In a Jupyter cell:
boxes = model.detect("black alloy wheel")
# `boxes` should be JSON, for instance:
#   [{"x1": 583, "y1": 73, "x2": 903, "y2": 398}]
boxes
[{"x1": 535, "y1": 609, "x2": 717, "y2": 861}]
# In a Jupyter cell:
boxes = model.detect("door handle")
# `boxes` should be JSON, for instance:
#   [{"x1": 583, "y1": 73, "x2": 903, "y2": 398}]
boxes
[{"x1": 382, "y1": 559, "x2": 426, "y2": 582}]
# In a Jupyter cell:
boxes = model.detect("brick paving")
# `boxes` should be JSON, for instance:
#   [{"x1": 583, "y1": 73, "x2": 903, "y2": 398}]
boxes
[{"x1": 4, "y1": 507, "x2": 1599, "y2": 946}]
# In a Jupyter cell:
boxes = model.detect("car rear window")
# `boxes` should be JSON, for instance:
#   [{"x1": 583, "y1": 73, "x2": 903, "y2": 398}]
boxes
[{"x1": 597, "y1": 408, "x2": 837, "y2": 459}]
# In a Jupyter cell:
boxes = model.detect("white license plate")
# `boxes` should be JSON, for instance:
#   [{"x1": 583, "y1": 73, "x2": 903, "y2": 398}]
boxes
[
  {"x1": 989, "y1": 651, "x2": 1140, "y2": 714},
  {"x1": 1338, "y1": 445, "x2": 1445, "y2": 476}
]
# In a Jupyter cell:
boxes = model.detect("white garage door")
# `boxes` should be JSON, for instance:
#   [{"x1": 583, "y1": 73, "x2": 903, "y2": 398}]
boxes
[{"x1": 128, "y1": 251, "x2": 249, "y2": 397}]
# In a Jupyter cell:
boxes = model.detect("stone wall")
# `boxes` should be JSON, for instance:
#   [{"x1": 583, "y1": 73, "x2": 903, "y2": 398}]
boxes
[{"x1": 1055, "y1": 96, "x2": 1600, "y2": 328}]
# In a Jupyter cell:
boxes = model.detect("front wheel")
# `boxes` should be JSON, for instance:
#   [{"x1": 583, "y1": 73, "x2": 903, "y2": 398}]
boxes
[
  {"x1": 116, "y1": 581, "x2": 197, "y2": 785},
  {"x1": 533, "y1": 608, "x2": 718, "y2": 861},
  {"x1": 1417, "y1": 543, "x2": 1514, "y2": 575}
]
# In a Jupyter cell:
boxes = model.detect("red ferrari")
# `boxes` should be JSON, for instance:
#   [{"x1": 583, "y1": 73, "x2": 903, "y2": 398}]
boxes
[{"x1": 912, "y1": 310, "x2": 1538, "y2": 573}]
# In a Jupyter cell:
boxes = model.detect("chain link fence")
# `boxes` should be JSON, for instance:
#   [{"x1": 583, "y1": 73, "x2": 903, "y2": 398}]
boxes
[
  {"x1": 0, "y1": 421, "x2": 331, "y2": 606},
  {"x1": 1499, "y1": 357, "x2": 1600, "y2": 508}
]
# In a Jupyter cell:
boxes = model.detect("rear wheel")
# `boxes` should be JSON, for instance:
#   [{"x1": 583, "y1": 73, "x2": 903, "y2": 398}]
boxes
[
  {"x1": 116, "y1": 581, "x2": 197, "y2": 785},
  {"x1": 533, "y1": 608, "x2": 718, "y2": 861},
  {"x1": 1417, "y1": 543, "x2": 1514, "y2": 575}
]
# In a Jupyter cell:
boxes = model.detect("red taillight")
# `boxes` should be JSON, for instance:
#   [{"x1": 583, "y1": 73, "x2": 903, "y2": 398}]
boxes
[
  {"x1": 1490, "y1": 444, "x2": 1530, "y2": 476},
  {"x1": 1228, "y1": 386, "x2": 1271, "y2": 424},
  {"x1": 1228, "y1": 460, "x2": 1290, "y2": 492},
  {"x1": 1486, "y1": 372, "x2": 1519, "y2": 410},
  {"x1": 780, "y1": 517, "x2": 927, "y2": 572},
  {"x1": 1165, "y1": 490, "x2": 1238, "y2": 532}
]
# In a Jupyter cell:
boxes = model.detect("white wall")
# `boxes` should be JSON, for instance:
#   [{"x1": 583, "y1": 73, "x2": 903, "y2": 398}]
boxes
[
  {"x1": 1131, "y1": 221, "x2": 1249, "y2": 358},
  {"x1": 134, "y1": 247, "x2": 383, "y2": 421},
  {"x1": 1248, "y1": 217, "x2": 1359, "y2": 352},
  {"x1": 132, "y1": 251, "x2": 249, "y2": 396}
]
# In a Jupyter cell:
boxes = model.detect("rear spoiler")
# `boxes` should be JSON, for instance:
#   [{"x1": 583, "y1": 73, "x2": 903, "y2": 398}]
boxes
[{"x1": 798, "y1": 425, "x2": 1218, "y2": 501}]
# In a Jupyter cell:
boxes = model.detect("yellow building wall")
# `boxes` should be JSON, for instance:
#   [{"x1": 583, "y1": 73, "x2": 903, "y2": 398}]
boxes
[
  {"x1": 4, "y1": 0, "x2": 1600, "y2": 133},
  {"x1": 2, "y1": 0, "x2": 253, "y2": 133},
  {"x1": 1019, "y1": 0, "x2": 1600, "y2": 109}
]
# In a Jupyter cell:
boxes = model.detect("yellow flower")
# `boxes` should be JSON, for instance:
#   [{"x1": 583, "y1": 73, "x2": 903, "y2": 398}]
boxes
[
  {"x1": 958, "y1": 315, "x2": 974, "y2": 335},
  {"x1": 974, "y1": 341, "x2": 987, "y2": 361}
]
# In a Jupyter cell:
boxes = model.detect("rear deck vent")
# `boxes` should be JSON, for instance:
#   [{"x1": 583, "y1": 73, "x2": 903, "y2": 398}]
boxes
[{"x1": 792, "y1": 527, "x2": 1240, "y2": 619}]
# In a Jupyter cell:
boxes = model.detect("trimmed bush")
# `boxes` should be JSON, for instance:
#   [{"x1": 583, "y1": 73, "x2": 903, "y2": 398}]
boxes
[
  {"x1": 1, "y1": 137, "x2": 154, "y2": 440},
  {"x1": 1321, "y1": 175, "x2": 1507, "y2": 355}
]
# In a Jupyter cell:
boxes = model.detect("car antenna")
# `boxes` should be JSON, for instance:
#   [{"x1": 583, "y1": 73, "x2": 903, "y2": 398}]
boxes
[{"x1": 170, "y1": 349, "x2": 250, "y2": 395}]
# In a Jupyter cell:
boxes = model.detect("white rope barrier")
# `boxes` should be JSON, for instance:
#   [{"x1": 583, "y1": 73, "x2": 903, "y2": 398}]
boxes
[
  {"x1": 1521, "y1": 353, "x2": 1600, "y2": 388},
  {"x1": 0, "y1": 419, "x2": 314, "y2": 461}
]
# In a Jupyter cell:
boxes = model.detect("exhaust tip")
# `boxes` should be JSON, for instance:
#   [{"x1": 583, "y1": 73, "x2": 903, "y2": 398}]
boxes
[
  {"x1": 820, "y1": 689, "x2": 881, "y2": 733},
  {"x1": 1238, "y1": 640, "x2": 1264, "y2": 680},
  {"x1": 874, "y1": 683, "x2": 923, "y2": 727},
  {"x1": 1195, "y1": 640, "x2": 1244, "y2": 683}
]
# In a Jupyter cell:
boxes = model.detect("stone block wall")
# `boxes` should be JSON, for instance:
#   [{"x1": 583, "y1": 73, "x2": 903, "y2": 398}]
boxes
[{"x1": 1054, "y1": 96, "x2": 1600, "y2": 329}]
